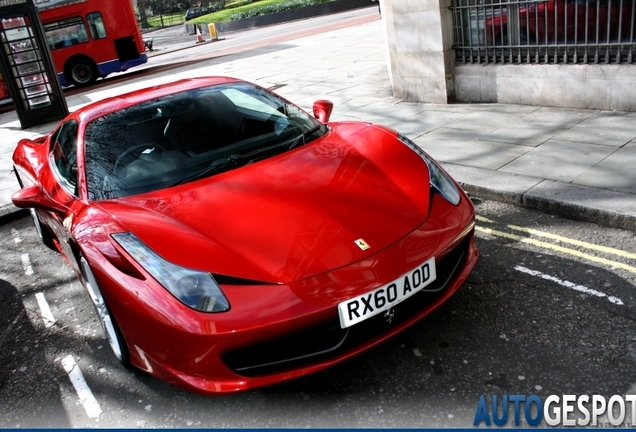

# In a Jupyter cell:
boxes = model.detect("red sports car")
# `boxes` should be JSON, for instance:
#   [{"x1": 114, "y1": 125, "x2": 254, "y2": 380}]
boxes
[
  {"x1": 12, "y1": 77, "x2": 478, "y2": 394},
  {"x1": 485, "y1": 0, "x2": 634, "y2": 45}
]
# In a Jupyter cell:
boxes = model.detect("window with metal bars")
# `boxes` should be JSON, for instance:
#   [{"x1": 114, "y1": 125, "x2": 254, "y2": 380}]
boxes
[{"x1": 452, "y1": 0, "x2": 636, "y2": 64}]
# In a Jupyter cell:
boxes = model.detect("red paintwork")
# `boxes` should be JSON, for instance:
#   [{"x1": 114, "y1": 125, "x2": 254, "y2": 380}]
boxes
[
  {"x1": 12, "y1": 77, "x2": 478, "y2": 395},
  {"x1": 0, "y1": 75, "x2": 8, "y2": 100},
  {"x1": 313, "y1": 100, "x2": 334, "y2": 123},
  {"x1": 485, "y1": 0, "x2": 634, "y2": 44}
]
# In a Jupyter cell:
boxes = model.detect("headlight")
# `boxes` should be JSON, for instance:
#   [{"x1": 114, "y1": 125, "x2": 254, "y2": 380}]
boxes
[
  {"x1": 397, "y1": 134, "x2": 461, "y2": 206},
  {"x1": 112, "y1": 232, "x2": 230, "y2": 313}
]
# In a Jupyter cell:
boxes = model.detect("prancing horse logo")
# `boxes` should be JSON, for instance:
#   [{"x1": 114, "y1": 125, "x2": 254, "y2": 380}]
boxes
[{"x1": 354, "y1": 238, "x2": 370, "y2": 251}]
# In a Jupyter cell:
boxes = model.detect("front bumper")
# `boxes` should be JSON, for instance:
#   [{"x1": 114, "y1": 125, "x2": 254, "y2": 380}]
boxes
[{"x1": 103, "y1": 193, "x2": 479, "y2": 395}]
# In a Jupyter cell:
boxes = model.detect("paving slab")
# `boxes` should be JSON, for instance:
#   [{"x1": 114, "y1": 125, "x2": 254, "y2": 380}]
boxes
[
  {"x1": 554, "y1": 111, "x2": 636, "y2": 146},
  {"x1": 388, "y1": 111, "x2": 468, "y2": 139},
  {"x1": 573, "y1": 141, "x2": 636, "y2": 195},
  {"x1": 315, "y1": 80, "x2": 369, "y2": 95},
  {"x1": 443, "y1": 110, "x2": 527, "y2": 133},
  {"x1": 487, "y1": 107, "x2": 595, "y2": 146},
  {"x1": 337, "y1": 101, "x2": 400, "y2": 123},
  {"x1": 498, "y1": 139, "x2": 617, "y2": 182},
  {"x1": 413, "y1": 128, "x2": 485, "y2": 158},
  {"x1": 0, "y1": 185, "x2": 16, "y2": 210},
  {"x1": 435, "y1": 140, "x2": 531, "y2": 170},
  {"x1": 0, "y1": 157, "x2": 14, "y2": 172},
  {"x1": 453, "y1": 103, "x2": 541, "y2": 115},
  {"x1": 478, "y1": 125, "x2": 561, "y2": 147},
  {"x1": 441, "y1": 163, "x2": 543, "y2": 205},
  {"x1": 342, "y1": 101, "x2": 429, "y2": 128}
]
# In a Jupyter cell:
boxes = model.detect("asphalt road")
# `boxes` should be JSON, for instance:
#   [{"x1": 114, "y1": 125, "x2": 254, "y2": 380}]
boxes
[{"x1": 2, "y1": 199, "x2": 635, "y2": 428}]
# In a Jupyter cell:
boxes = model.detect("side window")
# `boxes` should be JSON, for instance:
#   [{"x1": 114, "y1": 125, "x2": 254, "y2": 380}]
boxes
[
  {"x1": 86, "y1": 12, "x2": 106, "y2": 40},
  {"x1": 44, "y1": 17, "x2": 89, "y2": 50},
  {"x1": 49, "y1": 120, "x2": 78, "y2": 195}
]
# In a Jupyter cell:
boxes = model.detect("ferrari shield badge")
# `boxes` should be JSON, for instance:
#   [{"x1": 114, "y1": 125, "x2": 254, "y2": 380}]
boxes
[{"x1": 354, "y1": 238, "x2": 370, "y2": 251}]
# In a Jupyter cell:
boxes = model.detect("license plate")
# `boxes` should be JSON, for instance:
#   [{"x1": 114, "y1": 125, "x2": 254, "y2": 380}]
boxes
[{"x1": 338, "y1": 257, "x2": 437, "y2": 328}]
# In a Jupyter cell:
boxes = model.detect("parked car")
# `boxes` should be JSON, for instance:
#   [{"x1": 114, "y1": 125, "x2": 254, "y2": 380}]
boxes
[
  {"x1": 184, "y1": 7, "x2": 206, "y2": 21},
  {"x1": 485, "y1": 0, "x2": 634, "y2": 45},
  {"x1": 12, "y1": 77, "x2": 478, "y2": 395}
]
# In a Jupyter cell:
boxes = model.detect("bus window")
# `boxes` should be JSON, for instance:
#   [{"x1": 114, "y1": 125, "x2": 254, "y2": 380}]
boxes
[
  {"x1": 44, "y1": 17, "x2": 89, "y2": 50},
  {"x1": 86, "y1": 12, "x2": 106, "y2": 40}
]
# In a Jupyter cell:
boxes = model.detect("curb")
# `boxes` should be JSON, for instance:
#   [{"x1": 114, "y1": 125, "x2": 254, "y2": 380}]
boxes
[
  {"x1": 0, "y1": 202, "x2": 28, "y2": 226},
  {"x1": 443, "y1": 163, "x2": 636, "y2": 232}
]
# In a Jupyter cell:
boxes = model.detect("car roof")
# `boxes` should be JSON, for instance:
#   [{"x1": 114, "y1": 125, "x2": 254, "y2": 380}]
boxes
[{"x1": 76, "y1": 76, "x2": 244, "y2": 125}]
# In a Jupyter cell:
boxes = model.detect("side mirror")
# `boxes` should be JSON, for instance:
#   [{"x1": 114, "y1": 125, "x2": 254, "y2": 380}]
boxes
[
  {"x1": 313, "y1": 100, "x2": 334, "y2": 123},
  {"x1": 12, "y1": 185, "x2": 68, "y2": 214}
]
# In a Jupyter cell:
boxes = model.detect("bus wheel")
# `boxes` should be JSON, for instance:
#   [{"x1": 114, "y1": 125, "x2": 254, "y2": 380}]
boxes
[{"x1": 66, "y1": 58, "x2": 97, "y2": 87}]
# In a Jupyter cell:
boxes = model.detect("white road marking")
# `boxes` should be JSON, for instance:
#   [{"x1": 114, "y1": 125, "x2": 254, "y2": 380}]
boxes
[
  {"x1": 21, "y1": 254, "x2": 34, "y2": 276},
  {"x1": 61, "y1": 355, "x2": 102, "y2": 419},
  {"x1": 11, "y1": 228, "x2": 22, "y2": 243},
  {"x1": 34, "y1": 292, "x2": 56, "y2": 328},
  {"x1": 515, "y1": 265, "x2": 624, "y2": 305}
]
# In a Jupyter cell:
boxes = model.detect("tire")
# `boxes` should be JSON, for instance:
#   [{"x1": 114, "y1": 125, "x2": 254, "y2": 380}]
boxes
[
  {"x1": 65, "y1": 58, "x2": 97, "y2": 87},
  {"x1": 79, "y1": 256, "x2": 130, "y2": 367},
  {"x1": 30, "y1": 208, "x2": 58, "y2": 252},
  {"x1": 14, "y1": 172, "x2": 58, "y2": 252}
]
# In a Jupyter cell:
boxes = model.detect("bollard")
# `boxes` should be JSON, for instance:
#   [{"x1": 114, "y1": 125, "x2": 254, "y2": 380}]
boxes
[{"x1": 208, "y1": 23, "x2": 218, "y2": 41}]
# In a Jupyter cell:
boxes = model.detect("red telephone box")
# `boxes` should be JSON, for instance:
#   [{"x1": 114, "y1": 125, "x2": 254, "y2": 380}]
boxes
[{"x1": 0, "y1": 0, "x2": 68, "y2": 128}]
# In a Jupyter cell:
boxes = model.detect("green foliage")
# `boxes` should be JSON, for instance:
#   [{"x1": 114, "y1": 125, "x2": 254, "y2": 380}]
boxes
[
  {"x1": 188, "y1": 0, "x2": 332, "y2": 24},
  {"x1": 229, "y1": 0, "x2": 331, "y2": 20},
  {"x1": 189, "y1": 0, "x2": 278, "y2": 23},
  {"x1": 145, "y1": 12, "x2": 186, "y2": 27},
  {"x1": 225, "y1": 0, "x2": 259, "y2": 9}
]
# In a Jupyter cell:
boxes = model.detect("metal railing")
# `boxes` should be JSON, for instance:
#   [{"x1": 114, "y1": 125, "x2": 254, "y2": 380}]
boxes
[{"x1": 452, "y1": 0, "x2": 636, "y2": 64}]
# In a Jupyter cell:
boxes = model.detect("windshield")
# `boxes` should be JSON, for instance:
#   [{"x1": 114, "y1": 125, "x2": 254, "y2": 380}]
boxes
[{"x1": 84, "y1": 82, "x2": 326, "y2": 200}]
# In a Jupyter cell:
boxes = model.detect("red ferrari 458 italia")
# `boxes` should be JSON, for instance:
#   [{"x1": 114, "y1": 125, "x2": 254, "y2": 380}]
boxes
[
  {"x1": 12, "y1": 77, "x2": 478, "y2": 394},
  {"x1": 485, "y1": 0, "x2": 634, "y2": 45}
]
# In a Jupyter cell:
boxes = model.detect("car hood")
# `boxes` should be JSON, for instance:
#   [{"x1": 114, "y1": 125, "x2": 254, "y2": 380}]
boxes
[{"x1": 98, "y1": 123, "x2": 433, "y2": 284}]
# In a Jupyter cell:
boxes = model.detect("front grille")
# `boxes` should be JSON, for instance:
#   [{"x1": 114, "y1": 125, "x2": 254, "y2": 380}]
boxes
[{"x1": 222, "y1": 232, "x2": 472, "y2": 377}]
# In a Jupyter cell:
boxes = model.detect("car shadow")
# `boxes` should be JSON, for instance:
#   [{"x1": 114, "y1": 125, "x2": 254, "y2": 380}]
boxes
[{"x1": 0, "y1": 278, "x2": 72, "y2": 427}]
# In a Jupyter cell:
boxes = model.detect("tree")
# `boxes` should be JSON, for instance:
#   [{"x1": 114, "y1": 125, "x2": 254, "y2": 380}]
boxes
[
  {"x1": 136, "y1": 0, "x2": 151, "y2": 28},
  {"x1": 150, "y1": 0, "x2": 185, "y2": 14}
]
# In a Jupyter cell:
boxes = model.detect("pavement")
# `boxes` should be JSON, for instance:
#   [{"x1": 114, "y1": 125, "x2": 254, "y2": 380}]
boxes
[{"x1": 1, "y1": 14, "x2": 636, "y2": 231}]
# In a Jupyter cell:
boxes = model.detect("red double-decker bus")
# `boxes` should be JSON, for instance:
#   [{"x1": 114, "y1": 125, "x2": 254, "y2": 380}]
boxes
[{"x1": 0, "y1": 0, "x2": 147, "y2": 99}]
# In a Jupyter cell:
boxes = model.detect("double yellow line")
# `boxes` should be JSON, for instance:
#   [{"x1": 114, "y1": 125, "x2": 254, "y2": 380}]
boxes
[{"x1": 475, "y1": 215, "x2": 636, "y2": 274}]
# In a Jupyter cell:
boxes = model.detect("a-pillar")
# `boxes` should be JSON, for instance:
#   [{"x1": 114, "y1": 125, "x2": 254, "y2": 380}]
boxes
[{"x1": 380, "y1": 0, "x2": 455, "y2": 104}]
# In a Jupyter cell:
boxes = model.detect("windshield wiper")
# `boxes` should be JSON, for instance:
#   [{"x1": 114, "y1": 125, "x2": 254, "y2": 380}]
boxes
[
  {"x1": 169, "y1": 154, "x2": 242, "y2": 187},
  {"x1": 289, "y1": 124, "x2": 322, "y2": 149}
]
